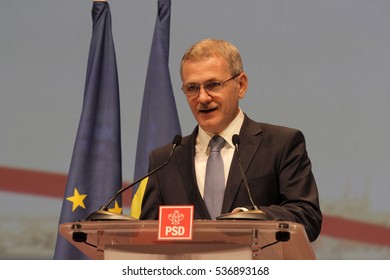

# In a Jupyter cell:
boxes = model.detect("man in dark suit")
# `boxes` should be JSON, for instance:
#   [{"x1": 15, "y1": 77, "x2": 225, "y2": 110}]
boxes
[{"x1": 140, "y1": 39, "x2": 322, "y2": 242}]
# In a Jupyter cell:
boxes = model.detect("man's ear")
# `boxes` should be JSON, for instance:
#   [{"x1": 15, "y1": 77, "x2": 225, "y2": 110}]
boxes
[{"x1": 237, "y1": 72, "x2": 248, "y2": 99}]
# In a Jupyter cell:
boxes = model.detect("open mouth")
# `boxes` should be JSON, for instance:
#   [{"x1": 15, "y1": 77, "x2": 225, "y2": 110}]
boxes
[{"x1": 199, "y1": 107, "x2": 217, "y2": 114}]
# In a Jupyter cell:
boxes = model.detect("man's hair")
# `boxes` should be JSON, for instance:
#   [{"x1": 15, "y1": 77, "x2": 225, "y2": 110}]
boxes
[{"x1": 180, "y1": 39, "x2": 243, "y2": 78}]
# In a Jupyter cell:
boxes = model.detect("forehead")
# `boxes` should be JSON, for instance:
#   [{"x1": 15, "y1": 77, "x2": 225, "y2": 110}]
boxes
[{"x1": 181, "y1": 56, "x2": 230, "y2": 83}]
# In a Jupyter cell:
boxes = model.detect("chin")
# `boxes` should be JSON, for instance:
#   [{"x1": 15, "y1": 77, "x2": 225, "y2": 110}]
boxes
[{"x1": 197, "y1": 114, "x2": 224, "y2": 134}]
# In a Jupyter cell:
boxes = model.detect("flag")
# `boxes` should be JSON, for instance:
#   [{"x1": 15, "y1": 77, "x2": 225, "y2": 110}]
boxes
[
  {"x1": 131, "y1": 0, "x2": 181, "y2": 218},
  {"x1": 53, "y1": 2, "x2": 122, "y2": 259}
]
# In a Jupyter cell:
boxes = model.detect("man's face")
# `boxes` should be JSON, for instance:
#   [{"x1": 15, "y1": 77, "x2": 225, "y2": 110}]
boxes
[{"x1": 181, "y1": 55, "x2": 247, "y2": 134}]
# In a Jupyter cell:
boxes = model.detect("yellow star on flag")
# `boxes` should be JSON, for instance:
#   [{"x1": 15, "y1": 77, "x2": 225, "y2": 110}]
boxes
[
  {"x1": 108, "y1": 200, "x2": 122, "y2": 214},
  {"x1": 66, "y1": 187, "x2": 87, "y2": 212}
]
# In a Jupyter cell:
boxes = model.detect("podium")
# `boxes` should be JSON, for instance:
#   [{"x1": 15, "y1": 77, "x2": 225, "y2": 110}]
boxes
[{"x1": 59, "y1": 220, "x2": 316, "y2": 260}]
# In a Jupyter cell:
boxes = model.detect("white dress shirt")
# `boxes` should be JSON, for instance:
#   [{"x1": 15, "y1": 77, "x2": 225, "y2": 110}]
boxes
[{"x1": 195, "y1": 109, "x2": 245, "y2": 198}]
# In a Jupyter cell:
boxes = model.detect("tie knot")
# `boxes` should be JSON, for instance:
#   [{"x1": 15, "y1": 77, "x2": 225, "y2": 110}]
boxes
[{"x1": 209, "y1": 135, "x2": 225, "y2": 152}]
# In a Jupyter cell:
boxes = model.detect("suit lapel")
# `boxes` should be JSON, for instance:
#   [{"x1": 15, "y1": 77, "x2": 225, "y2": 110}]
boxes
[
  {"x1": 174, "y1": 118, "x2": 263, "y2": 217},
  {"x1": 175, "y1": 128, "x2": 211, "y2": 219},
  {"x1": 222, "y1": 116, "x2": 263, "y2": 213}
]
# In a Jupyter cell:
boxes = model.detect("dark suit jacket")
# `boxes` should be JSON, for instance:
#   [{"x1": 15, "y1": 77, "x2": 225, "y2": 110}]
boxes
[{"x1": 140, "y1": 115, "x2": 322, "y2": 241}]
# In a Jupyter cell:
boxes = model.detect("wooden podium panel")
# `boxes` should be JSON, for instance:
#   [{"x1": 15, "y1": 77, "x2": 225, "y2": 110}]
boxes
[{"x1": 59, "y1": 220, "x2": 316, "y2": 260}]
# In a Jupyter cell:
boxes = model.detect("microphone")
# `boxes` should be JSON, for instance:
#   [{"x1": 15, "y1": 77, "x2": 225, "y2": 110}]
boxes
[
  {"x1": 216, "y1": 134, "x2": 268, "y2": 220},
  {"x1": 85, "y1": 134, "x2": 182, "y2": 221}
]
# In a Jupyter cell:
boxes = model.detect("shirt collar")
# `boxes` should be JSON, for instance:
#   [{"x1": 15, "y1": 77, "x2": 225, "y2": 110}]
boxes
[{"x1": 197, "y1": 108, "x2": 245, "y2": 151}]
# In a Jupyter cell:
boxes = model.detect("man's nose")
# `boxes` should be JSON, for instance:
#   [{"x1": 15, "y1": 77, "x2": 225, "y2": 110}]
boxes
[{"x1": 197, "y1": 86, "x2": 212, "y2": 102}]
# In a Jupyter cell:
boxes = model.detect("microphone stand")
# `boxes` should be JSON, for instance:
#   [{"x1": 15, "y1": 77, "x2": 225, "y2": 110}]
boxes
[
  {"x1": 217, "y1": 135, "x2": 268, "y2": 221},
  {"x1": 85, "y1": 135, "x2": 182, "y2": 221},
  {"x1": 84, "y1": 166, "x2": 159, "y2": 221},
  {"x1": 216, "y1": 208, "x2": 268, "y2": 220}
]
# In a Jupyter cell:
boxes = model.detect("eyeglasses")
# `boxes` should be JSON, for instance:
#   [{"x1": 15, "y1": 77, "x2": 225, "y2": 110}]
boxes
[{"x1": 181, "y1": 73, "x2": 241, "y2": 97}]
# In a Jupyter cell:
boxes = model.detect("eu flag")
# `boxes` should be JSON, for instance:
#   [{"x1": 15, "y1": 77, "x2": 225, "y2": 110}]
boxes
[
  {"x1": 131, "y1": 0, "x2": 181, "y2": 218},
  {"x1": 53, "y1": 2, "x2": 122, "y2": 259}
]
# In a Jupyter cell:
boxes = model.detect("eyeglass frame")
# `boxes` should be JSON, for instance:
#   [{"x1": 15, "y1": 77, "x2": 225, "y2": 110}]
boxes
[{"x1": 181, "y1": 73, "x2": 242, "y2": 97}]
